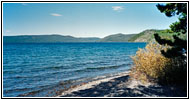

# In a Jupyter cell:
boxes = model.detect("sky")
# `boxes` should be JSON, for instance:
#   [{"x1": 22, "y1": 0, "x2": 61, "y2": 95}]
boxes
[{"x1": 3, "y1": 3, "x2": 179, "y2": 38}]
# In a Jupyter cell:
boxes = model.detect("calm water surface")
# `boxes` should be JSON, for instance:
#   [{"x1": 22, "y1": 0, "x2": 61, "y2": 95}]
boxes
[{"x1": 3, "y1": 43, "x2": 146, "y2": 97}]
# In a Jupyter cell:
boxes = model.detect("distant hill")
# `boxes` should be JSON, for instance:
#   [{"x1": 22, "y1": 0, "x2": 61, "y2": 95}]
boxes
[
  {"x1": 128, "y1": 29, "x2": 163, "y2": 42},
  {"x1": 3, "y1": 29, "x2": 169, "y2": 43},
  {"x1": 3, "y1": 35, "x2": 101, "y2": 43},
  {"x1": 99, "y1": 33, "x2": 136, "y2": 42}
]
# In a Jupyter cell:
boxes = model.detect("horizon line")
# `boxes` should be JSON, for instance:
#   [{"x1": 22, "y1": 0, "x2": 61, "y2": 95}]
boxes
[{"x1": 2, "y1": 28, "x2": 165, "y2": 38}]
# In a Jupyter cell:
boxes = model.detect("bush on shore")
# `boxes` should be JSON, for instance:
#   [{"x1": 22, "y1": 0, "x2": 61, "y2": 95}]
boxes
[{"x1": 130, "y1": 43, "x2": 187, "y2": 86}]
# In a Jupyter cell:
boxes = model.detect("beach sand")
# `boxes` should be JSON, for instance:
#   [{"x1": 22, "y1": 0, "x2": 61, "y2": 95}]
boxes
[{"x1": 58, "y1": 71, "x2": 187, "y2": 97}]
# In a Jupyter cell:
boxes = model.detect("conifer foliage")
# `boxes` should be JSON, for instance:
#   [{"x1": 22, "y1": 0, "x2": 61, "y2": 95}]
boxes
[{"x1": 154, "y1": 3, "x2": 187, "y2": 58}]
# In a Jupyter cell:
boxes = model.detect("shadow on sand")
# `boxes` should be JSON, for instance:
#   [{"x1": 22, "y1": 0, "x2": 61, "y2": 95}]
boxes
[{"x1": 61, "y1": 75, "x2": 187, "y2": 97}]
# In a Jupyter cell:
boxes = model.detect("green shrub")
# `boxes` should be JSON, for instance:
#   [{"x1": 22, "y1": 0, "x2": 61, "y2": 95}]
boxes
[{"x1": 130, "y1": 43, "x2": 187, "y2": 85}]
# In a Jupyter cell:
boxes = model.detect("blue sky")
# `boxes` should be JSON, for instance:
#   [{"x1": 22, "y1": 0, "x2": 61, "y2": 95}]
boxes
[{"x1": 3, "y1": 3, "x2": 178, "y2": 38}]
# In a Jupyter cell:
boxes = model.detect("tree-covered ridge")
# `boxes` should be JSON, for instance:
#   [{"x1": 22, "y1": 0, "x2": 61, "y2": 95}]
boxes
[
  {"x1": 99, "y1": 33, "x2": 135, "y2": 42},
  {"x1": 128, "y1": 29, "x2": 163, "y2": 42}
]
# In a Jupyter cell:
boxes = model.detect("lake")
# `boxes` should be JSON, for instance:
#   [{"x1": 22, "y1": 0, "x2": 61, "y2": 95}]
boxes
[{"x1": 3, "y1": 42, "x2": 146, "y2": 97}]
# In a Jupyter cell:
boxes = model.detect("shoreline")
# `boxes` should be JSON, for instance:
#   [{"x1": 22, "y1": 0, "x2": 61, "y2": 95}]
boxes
[
  {"x1": 58, "y1": 71, "x2": 187, "y2": 97},
  {"x1": 58, "y1": 71, "x2": 132, "y2": 97}
]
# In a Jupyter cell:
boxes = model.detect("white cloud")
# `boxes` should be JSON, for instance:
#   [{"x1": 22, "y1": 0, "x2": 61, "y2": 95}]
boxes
[
  {"x1": 50, "y1": 13, "x2": 62, "y2": 17},
  {"x1": 112, "y1": 6, "x2": 124, "y2": 11}
]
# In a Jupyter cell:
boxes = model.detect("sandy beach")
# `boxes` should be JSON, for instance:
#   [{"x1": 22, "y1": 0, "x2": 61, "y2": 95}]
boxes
[{"x1": 59, "y1": 71, "x2": 187, "y2": 97}]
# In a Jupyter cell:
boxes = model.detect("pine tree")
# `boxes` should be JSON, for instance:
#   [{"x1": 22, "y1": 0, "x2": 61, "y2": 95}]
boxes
[{"x1": 154, "y1": 3, "x2": 187, "y2": 58}]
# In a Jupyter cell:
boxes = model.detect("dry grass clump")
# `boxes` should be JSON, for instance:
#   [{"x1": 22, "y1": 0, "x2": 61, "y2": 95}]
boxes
[{"x1": 130, "y1": 43, "x2": 186, "y2": 85}]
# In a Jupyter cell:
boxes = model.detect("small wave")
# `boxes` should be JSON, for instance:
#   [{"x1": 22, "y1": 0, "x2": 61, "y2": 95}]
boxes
[
  {"x1": 15, "y1": 76, "x2": 30, "y2": 78},
  {"x1": 3, "y1": 70, "x2": 17, "y2": 74},
  {"x1": 45, "y1": 66, "x2": 62, "y2": 69},
  {"x1": 86, "y1": 65, "x2": 119, "y2": 70},
  {"x1": 28, "y1": 65, "x2": 70, "y2": 73},
  {"x1": 4, "y1": 87, "x2": 33, "y2": 94},
  {"x1": 33, "y1": 66, "x2": 63, "y2": 71},
  {"x1": 78, "y1": 61, "x2": 106, "y2": 65},
  {"x1": 4, "y1": 83, "x2": 54, "y2": 94},
  {"x1": 7, "y1": 84, "x2": 56, "y2": 97},
  {"x1": 4, "y1": 65, "x2": 64, "y2": 75},
  {"x1": 16, "y1": 82, "x2": 70, "y2": 97},
  {"x1": 75, "y1": 63, "x2": 132, "y2": 72},
  {"x1": 17, "y1": 90, "x2": 42, "y2": 97}
]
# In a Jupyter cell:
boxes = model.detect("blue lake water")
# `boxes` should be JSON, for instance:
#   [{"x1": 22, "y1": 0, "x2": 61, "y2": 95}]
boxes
[{"x1": 3, "y1": 43, "x2": 146, "y2": 97}]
